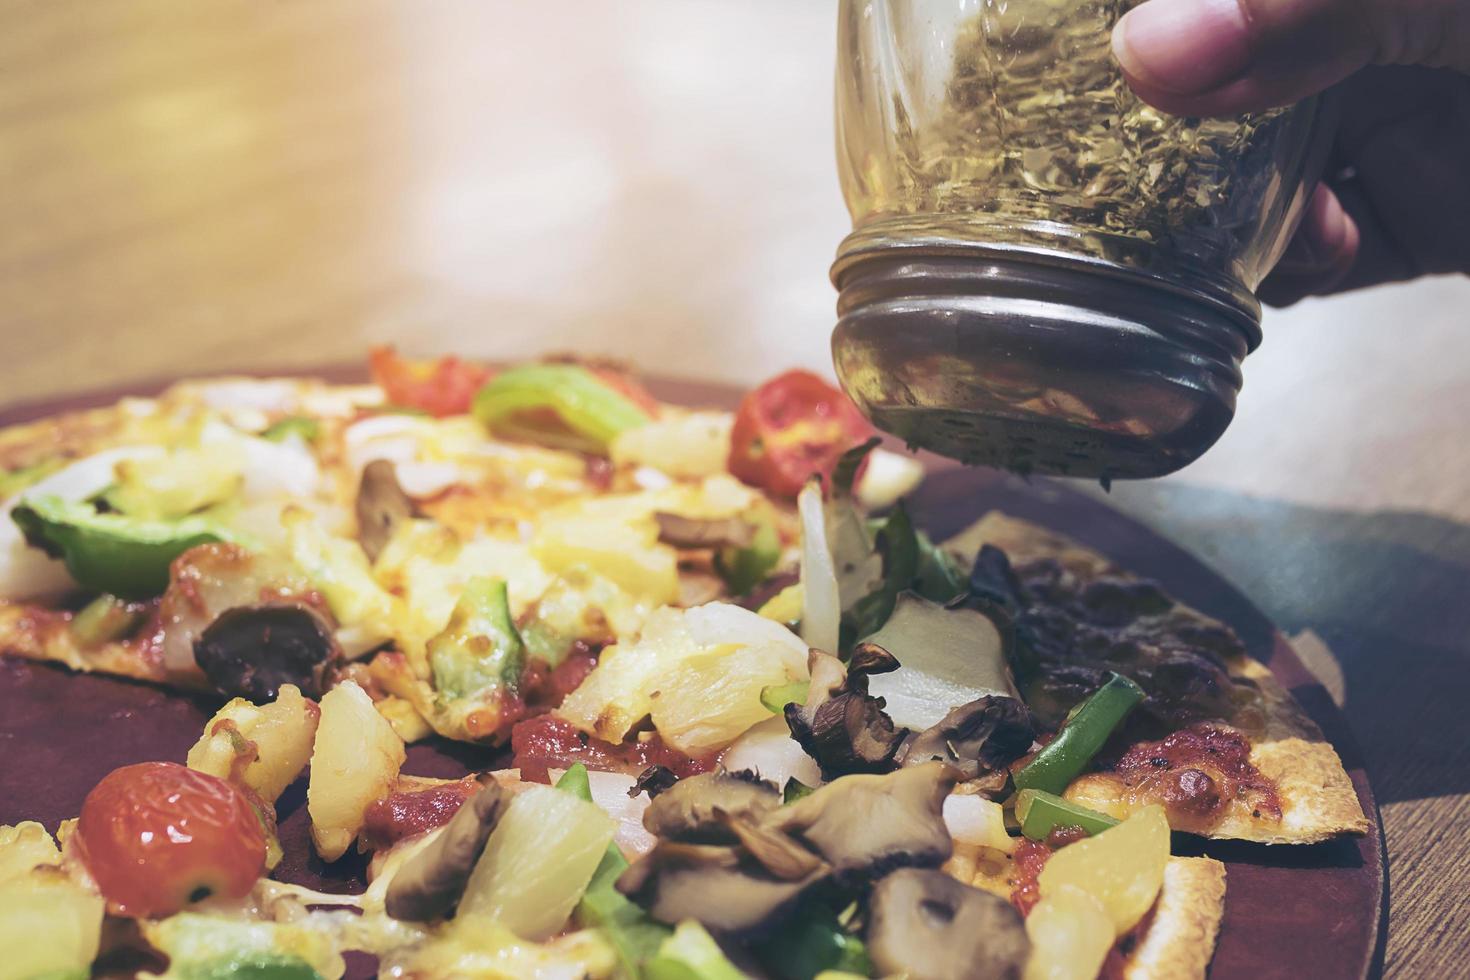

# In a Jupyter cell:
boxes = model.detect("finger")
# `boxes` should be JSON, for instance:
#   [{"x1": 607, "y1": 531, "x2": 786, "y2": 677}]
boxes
[
  {"x1": 1330, "y1": 67, "x2": 1470, "y2": 288},
  {"x1": 1112, "y1": 0, "x2": 1470, "y2": 116},
  {"x1": 1257, "y1": 184, "x2": 1360, "y2": 306}
]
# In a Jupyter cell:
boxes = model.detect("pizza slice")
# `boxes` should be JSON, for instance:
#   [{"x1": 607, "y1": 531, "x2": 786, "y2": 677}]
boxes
[
  {"x1": 1, "y1": 675, "x2": 1230, "y2": 980},
  {"x1": 0, "y1": 357, "x2": 837, "y2": 748},
  {"x1": 944, "y1": 511, "x2": 1369, "y2": 845}
]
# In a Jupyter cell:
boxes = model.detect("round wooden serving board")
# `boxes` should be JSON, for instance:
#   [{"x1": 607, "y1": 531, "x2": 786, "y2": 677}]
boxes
[{"x1": 0, "y1": 371, "x2": 1386, "y2": 980}]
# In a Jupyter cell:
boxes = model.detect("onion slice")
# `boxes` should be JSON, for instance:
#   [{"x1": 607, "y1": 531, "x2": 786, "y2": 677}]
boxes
[
  {"x1": 860, "y1": 592, "x2": 1021, "y2": 733},
  {"x1": 943, "y1": 793, "x2": 1016, "y2": 855},
  {"x1": 721, "y1": 715, "x2": 823, "y2": 790},
  {"x1": 797, "y1": 480, "x2": 839, "y2": 655}
]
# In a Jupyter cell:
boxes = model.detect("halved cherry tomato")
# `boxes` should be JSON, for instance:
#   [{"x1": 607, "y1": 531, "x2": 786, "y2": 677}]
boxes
[
  {"x1": 728, "y1": 369, "x2": 876, "y2": 498},
  {"x1": 369, "y1": 346, "x2": 493, "y2": 417},
  {"x1": 76, "y1": 761, "x2": 267, "y2": 918}
]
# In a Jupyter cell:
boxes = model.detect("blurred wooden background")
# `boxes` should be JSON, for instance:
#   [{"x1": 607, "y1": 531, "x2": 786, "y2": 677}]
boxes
[
  {"x1": 3, "y1": 0, "x2": 1470, "y2": 519},
  {"x1": 2, "y1": 3, "x2": 1468, "y2": 973}
]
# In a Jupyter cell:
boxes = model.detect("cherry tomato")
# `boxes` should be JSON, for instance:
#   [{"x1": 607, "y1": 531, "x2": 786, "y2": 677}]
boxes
[
  {"x1": 369, "y1": 346, "x2": 493, "y2": 417},
  {"x1": 728, "y1": 369, "x2": 875, "y2": 498},
  {"x1": 76, "y1": 761, "x2": 267, "y2": 918}
]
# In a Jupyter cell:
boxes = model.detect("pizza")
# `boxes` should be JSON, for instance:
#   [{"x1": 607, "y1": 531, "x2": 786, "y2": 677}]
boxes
[{"x1": 0, "y1": 351, "x2": 1367, "y2": 980}]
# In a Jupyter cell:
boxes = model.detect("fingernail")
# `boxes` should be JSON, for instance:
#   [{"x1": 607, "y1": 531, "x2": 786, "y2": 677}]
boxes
[{"x1": 1112, "y1": 0, "x2": 1252, "y2": 95}]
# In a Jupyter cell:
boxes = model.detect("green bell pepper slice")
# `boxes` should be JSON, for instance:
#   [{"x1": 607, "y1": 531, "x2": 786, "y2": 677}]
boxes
[
  {"x1": 471, "y1": 364, "x2": 650, "y2": 455},
  {"x1": 555, "y1": 762, "x2": 675, "y2": 978},
  {"x1": 174, "y1": 952, "x2": 324, "y2": 980},
  {"x1": 554, "y1": 762, "x2": 594, "y2": 801},
  {"x1": 1013, "y1": 672, "x2": 1145, "y2": 796},
  {"x1": 754, "y1": 905, "x2": 872, "y2": 980},
  {"x1": 12, "y1": 495, "x2": 226, "y2": 600},
  {"x1": 645, "y1": 921, "x2": 746, "y2": 980},
  {"x1": 427, "y1": 577, "x2": 525, "y2": 700},
  {"x1": 759, "y1": 680, "x2": 809, "y2": 715},
  {"x1": 782, "y1": 779, "x2": 817, "y2": 805},
  {"x1": 577, "y1": 847, "x2": 673, "y2": 978},
  {"x1": 714, "y1": 519, "x2": 781, "y2": 596},
  {"x1": 70, "y1": 593, "x2": 146, "y2": 647},
  {"x1": 1015, "y1": 788, "x2": 1120, "y2": 841},
  {"x1": 259, "y1": 416, "x2": 321, "y2": 443}
]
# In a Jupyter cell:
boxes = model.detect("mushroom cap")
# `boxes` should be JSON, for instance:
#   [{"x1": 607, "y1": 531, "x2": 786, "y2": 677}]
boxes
[
  {"x1": 867, "y1": 867, "x2": 1030, "y2": 980},
  {"x1": 356, "y1": 459, "x2": 415, "y2": 562},
  {"x1": 642, "y1": 770, "x2": 780, "y2": 843},
  {"x1": 654, "y1": 512, "x2": 755, "y2": 550},
  {"x1": 631, "y1": 764, "x2": 681, "y2": 800},
  {"x1": 385, "y1": 776, "x2": 509, "y2": 922},
  {"x1": 898, "y1": 695, "x2": 1036, "y2": 785},
  {"x1": 784, "y1": 648, "x2": 909, "y2": 780},
  {"x1": 616, "y1": 842, "x2": 825, "y2": 936},
  {"x1": 193, "y1": 601, "x2": 340, "y2": 702},
  {"x1": 770, "y1": 762, "x2": 959, "y2": 881}
]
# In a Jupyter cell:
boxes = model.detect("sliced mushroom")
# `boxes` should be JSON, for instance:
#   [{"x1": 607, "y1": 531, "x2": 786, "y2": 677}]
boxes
[
  {"x1": 866, "y1": 868, "x2": 1029, "y2": 980},
  {"x1": 193, "y1": 602, "x2": 340, "y2": 702},
  {"x1": 805, "y1": 647, "x2": 851, "y2": 702},
  {"x1": 654, "y1": 512, "x2": 756, "y2": 550},
  {"x1": 898, "y1": 695, "x2": 1036, "y2": 787},
  {"x1": 719, "y1": 812, "x2": 826, "y2": 881},
  {"x1": 768, "y1": 762, "x2": 958, "y2": 881},
  {"x1": 385, "y1": 775, "x2": 508, "y2": 922},
  {"x1": 642, "y1": 770, "x2": 780, "y2": 843},
  {"x1": 784, "y1": 649, "x2": 908, "y2": 780},
  {"x1": 968, "y1": 544, "x2": 1027, "y2": 610},
  {"x1": 356, "y1": 459, "x2": 415, "y2": 562},
  {"x1": 615, "y1": 841, "x2": 824, "y2": 935},
  {"x1": 630, "y1": 764, "x2": 680, "y2": 800}
]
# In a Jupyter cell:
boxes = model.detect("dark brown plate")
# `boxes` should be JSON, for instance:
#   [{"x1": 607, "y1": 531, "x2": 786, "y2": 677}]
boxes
[{"x1": 0, "y1": 372, "x2": 1386, "y2": 980}]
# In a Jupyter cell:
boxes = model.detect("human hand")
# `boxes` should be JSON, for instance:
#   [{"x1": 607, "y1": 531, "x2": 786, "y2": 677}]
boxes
[{"x1": 1112, "y1": 0, "x2": 1470, "y2": 304}]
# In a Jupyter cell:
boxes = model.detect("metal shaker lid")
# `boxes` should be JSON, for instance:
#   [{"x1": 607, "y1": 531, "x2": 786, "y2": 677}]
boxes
[{"x1": 830, "y1": 244, "x2": 1261, "y2": 481}]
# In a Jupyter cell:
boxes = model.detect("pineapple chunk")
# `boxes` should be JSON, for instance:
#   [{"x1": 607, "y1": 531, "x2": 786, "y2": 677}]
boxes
[
  {"x1": 374, "y1": 519, "x2": 556, "y2": 643},
  {"x1": 609, "y1": 411, "x2": 735, "y2": 479},
  {"x1": 1037, "y1": 805, "x2": 1170, "y2": 936},
  {"x1": 375, "y1": 694, "x2": 435, "y2": 744},
  {"x1": 533, "y1": 511, "x2": 679, "y2": 607},
  {"x1": 556, "y1": 602, "x2": 808, "y2": 748},
  {"x1": 187, "y1": 684, "x2": 320, "y2": 803},
  {"x1": 757, "y1": 582, "x2": 803, "y2": 627},
  {"x1": 458, "y1": 785, "x2": 615, "y2": 941},
  {"x1": 0, "y1": 876, "x2": 105, "y2": 980},
  {"x1": 650, "y1": 643, "x2": 799, "y2": 755},
  {"x1": 107, "y1": 442, "x2": 243, "y2": 520},
  {"x1": 0, "y1": 822, "x2": 61, "y2": 883},
  {"x1": 307, "y1": 680, "x2": 406, "y2": 861},
  {"x1": 1023, "y1": 884, "x2": 1115, "y2": 980}
]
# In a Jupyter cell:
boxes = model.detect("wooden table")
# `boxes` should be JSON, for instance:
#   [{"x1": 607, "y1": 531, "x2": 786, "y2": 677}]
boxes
[{"x1": 3, "y1": 3, "x2": 1467, "y2": 976}]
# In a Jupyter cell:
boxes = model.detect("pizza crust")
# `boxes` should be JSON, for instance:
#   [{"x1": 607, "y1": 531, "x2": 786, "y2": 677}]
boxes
[
  {"x1": 958, "y1": 849, "x2": 1226, "y2": 980},
  {"x1": 0, "y1": 603, "x2": 166, "y2": 683},
  {"x1": 1120, "y1": 856, "x2": 1227, "y2": 980},
  {"x1": 947, "y1": 511, "x2": 1368, "y2": 844}
]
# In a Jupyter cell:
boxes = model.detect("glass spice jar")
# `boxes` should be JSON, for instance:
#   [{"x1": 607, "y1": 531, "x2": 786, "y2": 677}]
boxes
[{"x1": 831, "y1": 0, "x2": 1333, "y2": 479}]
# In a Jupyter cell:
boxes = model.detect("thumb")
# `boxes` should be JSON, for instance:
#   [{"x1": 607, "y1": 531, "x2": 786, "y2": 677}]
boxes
[{"x1": 1112, "y1": 0, "x2": 1470, "y2": 116}]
